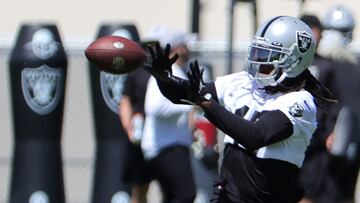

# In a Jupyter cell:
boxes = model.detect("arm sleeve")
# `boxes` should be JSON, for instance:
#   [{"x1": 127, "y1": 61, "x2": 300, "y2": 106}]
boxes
[
  {"x1": 156, "y1": 78, "x2": 218, "y2": 104},
  {"x1": 156, "y1": 77, "x2": 188, "y2": 104},
  {"x1": 202, "y1": 99, "x2": 294, "y2": 151}
]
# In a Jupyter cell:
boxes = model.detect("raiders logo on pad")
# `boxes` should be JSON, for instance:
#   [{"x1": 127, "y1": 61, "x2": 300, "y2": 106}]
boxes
[
  {"x1": 296, "y1": 31, "x2": 312, "y2": 53},
  {"x1": 21, "y1": 65, "x2": 64, "y2": 115},
  {"x1": 100, "y1": 71, "x2": 127, "y2": 113}
]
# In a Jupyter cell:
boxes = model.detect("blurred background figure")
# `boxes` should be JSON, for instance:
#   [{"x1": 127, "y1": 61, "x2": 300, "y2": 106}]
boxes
[
  {"x1": 318, "y1": 4, "x2": 358, "y2": 64},
  {"x1": 319, "y1": 4, "x2": 360, "y2": 203},
  {"x1": 298, "y1": 13, "x2": 339, "y2": 203},
  {"x1": 119, "y1": 40, "x2": 152, "y2": 203},
  {"x1": 299, "y1": 4, "x2": 360, "y2": 203},
  {"x1": 140, "y1": 26, "x2": 197, "y2": 203}
]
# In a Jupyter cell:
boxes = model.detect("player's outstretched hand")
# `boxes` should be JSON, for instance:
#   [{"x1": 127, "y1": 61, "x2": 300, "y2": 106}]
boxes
[
  {"x1": 184, "y1": 60, "x2": 211, "y2": 105},
  {"x1": 144, "y1": 42, "x2": 179, "y2": 82}
]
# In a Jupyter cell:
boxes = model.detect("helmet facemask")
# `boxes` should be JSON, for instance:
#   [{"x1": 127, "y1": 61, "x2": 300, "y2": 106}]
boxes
[{"x1": 247, "y1": 37, "x2": 291, "y2": 86}]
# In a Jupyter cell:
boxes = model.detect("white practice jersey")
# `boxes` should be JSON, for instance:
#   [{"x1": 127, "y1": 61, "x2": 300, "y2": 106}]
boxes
[{"x1": 215, "y1": 71, "x2": 317, "y2": 167}]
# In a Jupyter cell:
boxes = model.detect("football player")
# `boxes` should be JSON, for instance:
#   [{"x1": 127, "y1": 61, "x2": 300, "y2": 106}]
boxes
[{"x1": 144, "y1": 16, "x2": 335, "y2": 202}]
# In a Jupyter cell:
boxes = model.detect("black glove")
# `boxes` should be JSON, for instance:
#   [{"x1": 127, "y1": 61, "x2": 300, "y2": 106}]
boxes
[
  {"x1": 182, "y1": 60, "x2": 211, "y2": 105},
  {"x1": 144, "y1": 42, "x2": 178, "y2": 82}
]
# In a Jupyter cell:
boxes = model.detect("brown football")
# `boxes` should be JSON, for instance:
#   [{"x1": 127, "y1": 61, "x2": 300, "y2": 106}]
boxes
[{"x1": 85, "y1": 35, "x2": 147, "y2": 74}]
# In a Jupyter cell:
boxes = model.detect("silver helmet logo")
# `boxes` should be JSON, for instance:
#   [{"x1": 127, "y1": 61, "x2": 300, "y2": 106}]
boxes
[{"x1": 21, "y1": 65, "x2": 64, "y2": 115}]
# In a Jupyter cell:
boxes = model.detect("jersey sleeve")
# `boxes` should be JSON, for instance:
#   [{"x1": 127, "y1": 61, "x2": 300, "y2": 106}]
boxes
[
  {"x1": 214, "y1": 76, "x2": 226, "y2": 103},
  {"x1": 274, "y1": 90, "x2": 318, "y2": 143},
  {"x1": 214, "y1": 71, "x2": 250, "y2": 104}
]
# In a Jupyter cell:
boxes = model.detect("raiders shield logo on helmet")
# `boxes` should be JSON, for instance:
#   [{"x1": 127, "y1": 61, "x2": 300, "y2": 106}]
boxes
[
  {"x1": 21, "y1": 65, "x2": 64, "y2": 115},
  {"x1": 100, "y1": 71, "x2": 127, "y2": 113},
  {"x1": 296, "y1": 31, "x2": 312, "y2": 53}
]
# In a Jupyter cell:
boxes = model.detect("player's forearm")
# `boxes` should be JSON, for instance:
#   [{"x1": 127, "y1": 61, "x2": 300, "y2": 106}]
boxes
[
  {"x1": 156, "y1": 77, "x2": 190, "y2": 105},
  {"x1": 201, "y1": 99, "x2": 293, "y2": 151}
]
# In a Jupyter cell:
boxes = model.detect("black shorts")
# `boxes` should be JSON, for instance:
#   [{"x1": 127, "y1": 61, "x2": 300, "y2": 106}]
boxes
[
  {"x1": 124, "y1": 143, "x2": 151, "y2": 184},
  {"x1": 148, "y1": 145, "x2": 196, "y2": 203}
]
